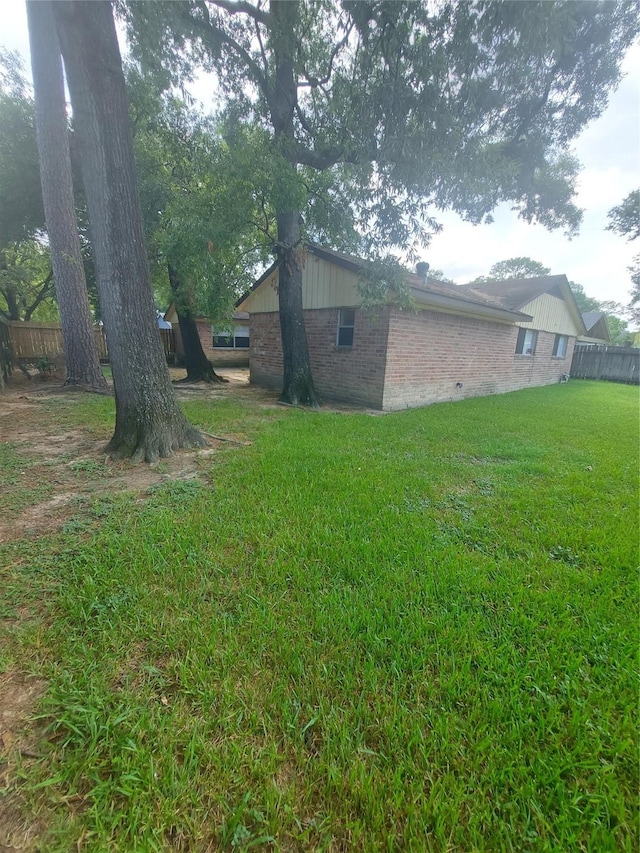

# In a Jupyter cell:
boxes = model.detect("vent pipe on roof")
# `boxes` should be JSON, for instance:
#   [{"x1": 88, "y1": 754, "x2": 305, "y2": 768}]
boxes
[{"x1": 416, "y1": 261, "x2": 430, "y2": 283}]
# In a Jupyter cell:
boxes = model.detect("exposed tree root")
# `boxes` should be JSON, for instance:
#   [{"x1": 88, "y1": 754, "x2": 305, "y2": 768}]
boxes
[
  {"x1": 201, "y1": 430, "x2": 250, "y2": 446},
  {"x1": 105, "y1": 423, "x2": 206, "y2": 464},
  {"x1": 173, "y1": 368, "x2": 229, "y2": 385}
]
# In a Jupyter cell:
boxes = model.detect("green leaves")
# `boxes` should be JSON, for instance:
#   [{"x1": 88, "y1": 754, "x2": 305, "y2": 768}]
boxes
[{"x1": 0, "y1": 53, "x2": 44, "y2": 249}]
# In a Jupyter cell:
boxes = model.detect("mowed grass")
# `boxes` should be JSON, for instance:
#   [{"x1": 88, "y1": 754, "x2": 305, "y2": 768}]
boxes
[{"x1": 0, "y1": 381, "x2": 637, "y2": 851}]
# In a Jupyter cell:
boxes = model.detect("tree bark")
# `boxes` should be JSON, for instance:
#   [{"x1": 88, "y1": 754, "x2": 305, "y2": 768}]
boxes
[
  {"x1": 167, "y1": 265, "x2": 227, "y2": 384},
  {"x1": 275, "y1": 211, "x2": 317, "y2": 405},
  {"x1": 53, "y1": 0, "x2": 204, "y2": 461},
  {"x1": 26, "y1": 1, "x2": 107, "y2": 391},
  {"x1": 0, "y1": 283, "x2": 21, "y2": 322},
  {"x1": 270, "y1": 0, "x2": 318, "y2": 406}
]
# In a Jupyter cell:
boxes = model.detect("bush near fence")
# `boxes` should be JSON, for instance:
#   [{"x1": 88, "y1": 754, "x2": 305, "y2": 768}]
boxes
[
  {"x1": 571, "y1": 344, "x2": 639, "y2": 385},
  {"x1": 2, "y1": 321, "x2": 174, "y2": 365}
]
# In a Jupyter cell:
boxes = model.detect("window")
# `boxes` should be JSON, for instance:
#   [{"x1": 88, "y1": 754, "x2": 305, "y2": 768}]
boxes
[
  {"x1": 337, "y1": 308, "x2": 355, "y2": 347},
  {"x1": 212, "y1": 326, "x2": 250, "y2": 349},
  {"x1": 552, "y1": 334, "x2": 568, "y2": 358},
  {"x1": 515, "y1": 327, "x2": 538, "y2": 355}
]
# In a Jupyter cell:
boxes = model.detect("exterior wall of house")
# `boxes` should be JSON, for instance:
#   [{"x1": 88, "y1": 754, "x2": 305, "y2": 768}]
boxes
[
  {"x1": 516, "y1": 293, "x2": 578, "y2": 334},
  {"x1": 250, "y1": 307, "x2": 390, "y2": 408},
  {"x1": 241, "y1": 254, "x2": 363, "y2": 313},
  {"x1": 173, "y1": 320, "x2": 250, "y2": 367},
  {"x1": 381, "y1": 309, "x2": 575, "y2": 410}
]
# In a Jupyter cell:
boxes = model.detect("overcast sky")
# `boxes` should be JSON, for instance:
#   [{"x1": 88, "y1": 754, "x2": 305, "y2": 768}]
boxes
[{"x1": 3, "y1": 4, "x2": 639, "y2": 311}]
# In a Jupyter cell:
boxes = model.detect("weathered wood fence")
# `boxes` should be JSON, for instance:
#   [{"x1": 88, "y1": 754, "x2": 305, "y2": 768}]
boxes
[
  {"x1": 570, "y1": 344, "x2": 639, "y2": 385},
  {"x1": 2, "y1": 321, "x2": 175, "y2": 363}
]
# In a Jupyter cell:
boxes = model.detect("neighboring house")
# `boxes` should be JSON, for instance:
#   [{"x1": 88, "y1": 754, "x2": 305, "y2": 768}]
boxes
[
  {"x1": 237, "y1": 244, "x2": 585, "y2": 410},
  {"x1": 164, "y1": 304, "x2": 250, "y2": 367},
  {"x1": 577, "y1": 311, "x2": 611, "y2": 345}
]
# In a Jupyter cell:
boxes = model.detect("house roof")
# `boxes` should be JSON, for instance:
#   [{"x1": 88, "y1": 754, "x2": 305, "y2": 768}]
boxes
[
  {"x1": 164, "y1": 303, "x2": 249, "y2": 324},
  {"x1": 460, "y1": 276, "x2": 586, "y2": 334},
  {"x1": 460, "y1": 275, "x2": 569, "y2": 308},
  {"x1": 238, "y1": 244, "x2": 534, "y2": 324},
  {"x1": 580, "y1": 311, "x2": 610, "y2": 342}
]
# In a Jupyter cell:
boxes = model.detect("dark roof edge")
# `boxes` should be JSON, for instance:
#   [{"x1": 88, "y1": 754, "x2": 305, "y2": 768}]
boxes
[{"x1": 409, "y1": 288, "x2": 533, "y2": 323}]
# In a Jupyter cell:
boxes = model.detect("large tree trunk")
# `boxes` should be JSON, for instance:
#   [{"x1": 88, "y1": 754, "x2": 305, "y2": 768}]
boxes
[
  {"x1": 270, "y1": 0, "x2": 318, "y2": 406},
  {"x1": 167, "y1": 265, "x2": 227, "y2": 385},
  {"x1": 53, "y1": 0, "x2": 203, "y2": 461},
  {"x1": 26, "y1": 0, "x2": 108, "y2": 392},
  {"x1": 275, "y1": 211, "x2": 317, "y2": 405}
]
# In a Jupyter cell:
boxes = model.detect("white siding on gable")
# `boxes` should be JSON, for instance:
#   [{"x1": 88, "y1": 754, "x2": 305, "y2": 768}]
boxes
[
  {"x1": 239, "y1": 253, "x2": 363, "y2": 314},
  {"x1": 517, "y1": 293, "x2": 579, "y2": 335}
]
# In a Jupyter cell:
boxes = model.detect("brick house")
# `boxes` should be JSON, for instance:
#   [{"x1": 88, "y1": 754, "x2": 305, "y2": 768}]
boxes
[
  {"x1": 237, "y1": 245, "x2": 586, "y2": 410},
  {"x1": 164, "y1": 304, "x2": 250, "y2": 367}
]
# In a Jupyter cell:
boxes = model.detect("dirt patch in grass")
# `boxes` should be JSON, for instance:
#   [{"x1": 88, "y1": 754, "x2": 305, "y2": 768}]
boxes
[
  {"x1": 0, "y1": 370, "x2": 271, "y2": 544},
  {"x1": 0, "y1": 673, "x2": 48, "y2": 853},
  {"x1": 0, "y1": 366, "x2": 373, "y2": 544}
]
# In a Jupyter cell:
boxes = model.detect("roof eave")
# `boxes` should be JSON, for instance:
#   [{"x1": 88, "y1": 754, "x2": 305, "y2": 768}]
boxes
[
  {"x1": 409, "y1": 288, "x2": 533, "y2": 323},
  {"x1": 557, "y1": 279, "x2": 588, "y2": 336}
]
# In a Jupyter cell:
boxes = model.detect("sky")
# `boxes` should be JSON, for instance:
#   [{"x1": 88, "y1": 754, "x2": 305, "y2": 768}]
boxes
[{"x1": 2, "y1": 3, "x2": 639, "y2": 311}]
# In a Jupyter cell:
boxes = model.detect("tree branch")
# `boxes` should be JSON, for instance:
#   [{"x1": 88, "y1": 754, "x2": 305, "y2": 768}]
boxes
[
  {"x1": 208, "y1": 0, "x2": 270, "y2": 27},
  {"x1": 298, "y1": 23, "x2": 353, "y2": 89},
  {"x1": 23, "y1": 268, "x2": 55, "y2": 321},
  {"x1": 188, "y1": 1, "x2": 271, "y2": 99}
]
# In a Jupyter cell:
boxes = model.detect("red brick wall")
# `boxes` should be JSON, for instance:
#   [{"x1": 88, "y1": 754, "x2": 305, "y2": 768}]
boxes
[
  {"x1": 382, "y1": 309, "x2": 575, "y2": 410},
  {"x1": 250, "y1": 308, "x2": 390, "y2": 408},
  {"x1": 249, "y1": 307, "x2": 575, "y2": 410},
  {"x1": 173, "y1": 321, "x2": 249, "y2": 367}
]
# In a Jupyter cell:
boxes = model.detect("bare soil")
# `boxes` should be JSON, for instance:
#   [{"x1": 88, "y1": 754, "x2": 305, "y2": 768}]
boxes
[
  {"x1": 0, "y1": 674, "x2": 48, "y2": 853},
  {"x1": 0, "y1": 367, "x2": 276, "y2": 544}
]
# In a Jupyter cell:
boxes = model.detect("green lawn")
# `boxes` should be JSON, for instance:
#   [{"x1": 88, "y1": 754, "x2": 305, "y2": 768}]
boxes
[{"x1": 1, "y1": 381, "x2": 638, "y2": 851}]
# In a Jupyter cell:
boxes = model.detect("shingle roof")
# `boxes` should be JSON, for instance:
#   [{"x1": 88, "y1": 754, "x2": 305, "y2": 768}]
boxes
[
  {"x1": 582, "y1": 311, "x2": 605, "y2": 332},
  {"x1": 306, "y1": 245, "x2": 530, "y2": 318},
  {"x1": 239, "y1": 245, "x2": 584, "y2": 326},
  {"x1": 458, "y1": 276, "x2": 569, "y2": 311}
]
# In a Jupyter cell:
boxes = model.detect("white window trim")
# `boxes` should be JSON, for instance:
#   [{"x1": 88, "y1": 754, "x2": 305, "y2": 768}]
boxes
[{"x1": 336, "y1": 308, "x2": 355, "y2": 347}]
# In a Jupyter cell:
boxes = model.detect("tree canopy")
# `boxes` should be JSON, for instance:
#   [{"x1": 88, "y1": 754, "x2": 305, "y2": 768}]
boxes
[
  {"x1": 122, "y1": 0, "x2": 639, "y2": 403},
  {"x1": 470, "y1": 257, "x2": 552, "y2": 283},
  {"x1": 0, "y1": 241, "x2": 55, "y2": 322},
  {"x1": 607, "y1": 190, "x2": 639, "y2": 323},
  {"x1": 0, "y1": 51, "x2": 45, "y2": 250},
  {"x1": 607, "y1": 190, "x2": 640, "y2": 242},
  {"x1": 0, "y1": 51, "x2": 57, "y2": 322}
]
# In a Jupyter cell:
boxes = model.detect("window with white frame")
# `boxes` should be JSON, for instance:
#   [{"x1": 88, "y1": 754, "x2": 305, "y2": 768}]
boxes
[
  {"x1": 212, "y1": 325, "x2": 250, "y2": 349},
  {"x1": 337, "y1": 308, "x2": 355, "y2": 347},
  {"x1": 552, "y1": 334, "x2": 568, "y2": 358},
  {"x1": 515, "y1": 327, "x2": 538, "y2": 355}
]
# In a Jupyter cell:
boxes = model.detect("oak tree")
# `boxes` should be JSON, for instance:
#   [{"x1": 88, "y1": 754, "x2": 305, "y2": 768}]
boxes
[
  {"x1": 53, "y1": 0, "x2": 204, "y2": 460},
  {"x1": 125, "y1": 0, "x2": 639, "y2": 404}
]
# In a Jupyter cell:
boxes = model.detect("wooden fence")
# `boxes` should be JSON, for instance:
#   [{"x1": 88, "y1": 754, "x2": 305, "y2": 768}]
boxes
[
  {"x1": 2, "y1": 321, "x2": 174, "y2": 364},
  {"x1": 570, "y1": 344, "x2": 640, "y2": 385}
]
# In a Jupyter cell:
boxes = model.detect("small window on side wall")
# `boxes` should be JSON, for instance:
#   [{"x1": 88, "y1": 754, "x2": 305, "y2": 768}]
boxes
[
  {"x1": 552, "y1": 334, "x2": 568, "y2": 358},
  {"x1": 515, "y1": 327, "x2": 538, "y2": 355},
  {"x1": 337, "y1": 308, "x2": 355, "y2": 347}
]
